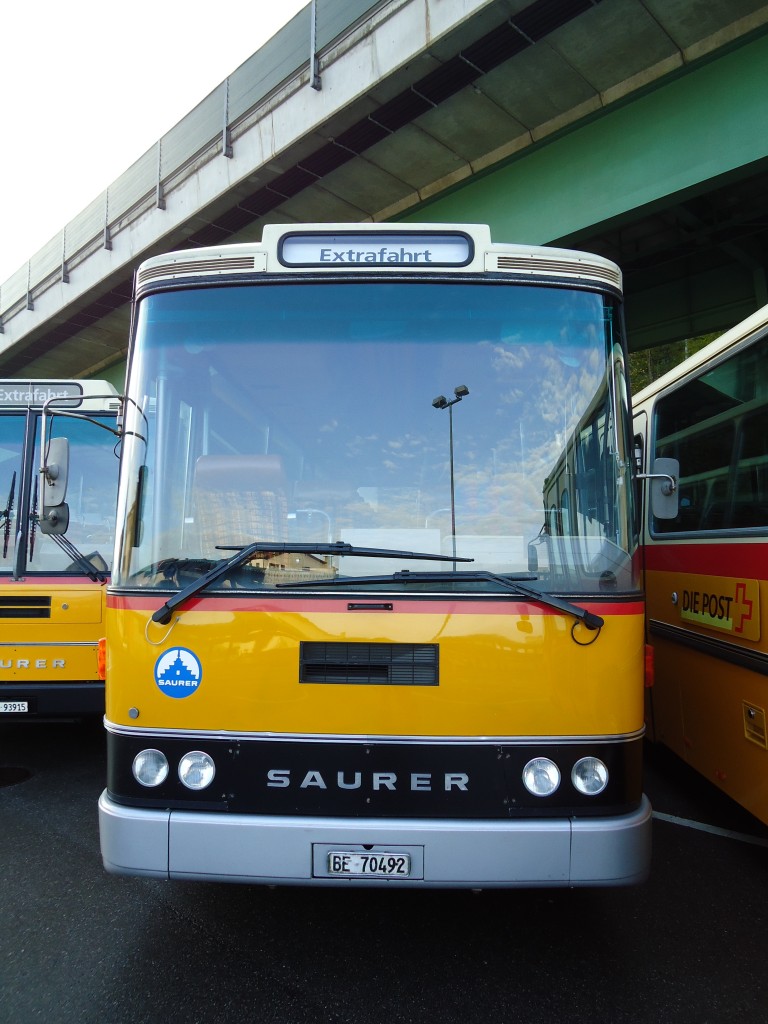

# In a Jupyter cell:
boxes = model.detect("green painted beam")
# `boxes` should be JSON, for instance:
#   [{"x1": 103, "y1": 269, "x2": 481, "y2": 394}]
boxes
[{"x1": 402, "y1": 32, "x2": 768, "y2": 245}]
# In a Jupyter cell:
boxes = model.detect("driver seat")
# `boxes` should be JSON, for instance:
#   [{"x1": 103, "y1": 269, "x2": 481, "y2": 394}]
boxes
[{"x1": 192, "y1": 454, "x2": 288, "y2": 557}]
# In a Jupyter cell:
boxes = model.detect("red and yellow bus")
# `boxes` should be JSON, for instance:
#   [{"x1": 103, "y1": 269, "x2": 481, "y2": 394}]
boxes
[
  {"x1": 95, "y1": 223, "x2": 650, "y2": 886},
  {"x1": 0, "y1": 379, "x2": 119, "y2": 717},
  {"x1": 634, "y1": 304, "x2": 768, "y2": 824}
]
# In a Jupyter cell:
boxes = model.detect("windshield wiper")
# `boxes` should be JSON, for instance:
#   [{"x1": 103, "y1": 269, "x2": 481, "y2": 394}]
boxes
[
  {"x1": 45, "y1": 533, "x2": 108, "y2": 582},
  {"x1": 1, "y1": 471, "x2": 16, "y2": 559},
  {"x1": 151, "y1": 541, "x2": 472, "y2": 624},
  {"x1": 277, "y1": 568, "x2": 604, "y2": 631}
]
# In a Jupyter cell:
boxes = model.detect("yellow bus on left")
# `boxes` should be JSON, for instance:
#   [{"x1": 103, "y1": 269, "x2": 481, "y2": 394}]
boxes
[{"x1": 0, "y1": 379, "x2": 120, "y2": 718}]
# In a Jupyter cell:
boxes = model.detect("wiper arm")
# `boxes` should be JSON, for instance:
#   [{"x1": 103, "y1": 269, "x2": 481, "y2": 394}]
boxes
[
  {"x1": 278, "y1": 569, "x2": 604, "y2": 631},
  {"x1": 47, "y1": 533, "x2": 108, "y2": 583},
  {"x1": 1, "y1": 471, "x2": 16, "y2": 559},
  {"x1": 215, "y1": 542, "x2": 472, "y2": 561},
  {"x1": 151, "y1": 541, "x2": 472, "y2": 625},
  {"x1": 462, "y1": 570, "x2": 604, "y2": 630}
]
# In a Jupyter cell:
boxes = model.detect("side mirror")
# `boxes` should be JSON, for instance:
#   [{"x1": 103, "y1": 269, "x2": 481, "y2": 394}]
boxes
[
  {"x1": 39, "y1": 502, "x2": 70, "y2": 535},
  {"x1": 638, "y1": 457, "x2": 679, "y2": 520},
  {"x1": 527, "y1": 541, "x2": 539, "y2": 573},
  {"x1": 39, "y1": 437, "x2": 71, "y2": 535}
]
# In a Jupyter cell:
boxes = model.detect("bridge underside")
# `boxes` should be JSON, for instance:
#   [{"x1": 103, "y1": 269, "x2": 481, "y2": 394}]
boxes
[
  {"x1": 563, "y1": 161, "x2": 768, "y2": 349},
  {"x1": 406, "y1": 20, "x2": 768, "y2": 349},
  {"x1": 1, "y1": 0, "x2": 767, "y2": 380}
]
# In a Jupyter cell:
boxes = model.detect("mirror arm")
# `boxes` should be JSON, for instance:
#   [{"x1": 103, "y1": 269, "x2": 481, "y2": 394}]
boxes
[{"x1": 636, "y1": 472, "x2": 677, "y2": 495}]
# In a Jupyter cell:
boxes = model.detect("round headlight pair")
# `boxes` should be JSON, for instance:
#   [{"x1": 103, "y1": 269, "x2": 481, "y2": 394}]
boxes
[
  {"x1": 522, "y1": 756, "x2": 608, "y2": 797},
  {"x1": 132, "y1": 749, "x2": 215, "y2": 790}
]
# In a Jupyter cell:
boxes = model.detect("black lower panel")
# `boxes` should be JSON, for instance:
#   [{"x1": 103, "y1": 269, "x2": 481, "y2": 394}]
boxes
[
  {"x1": 0, "y1": 682, "x2": 103, "y2": 716},
  {"x1": 107, "y1": 732, "x2": 644, "y2": 819}
]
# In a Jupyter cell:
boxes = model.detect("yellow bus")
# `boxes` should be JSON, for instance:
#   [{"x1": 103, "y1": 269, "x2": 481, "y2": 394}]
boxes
[
  {"x1": 95, "y1": 223, "x2": 650, "y2": 886},
  {"x1": 634, "y1": 304, "x2": 768, "y2": 825},
  {"x1": 0, "y1": 380, "x2": 120, "y2": 717}
]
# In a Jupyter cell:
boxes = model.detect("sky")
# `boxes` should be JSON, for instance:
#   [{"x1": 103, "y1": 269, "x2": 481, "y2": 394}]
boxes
[{"x1": 0, "y1": 0, "x2": 308, "y2": 284}]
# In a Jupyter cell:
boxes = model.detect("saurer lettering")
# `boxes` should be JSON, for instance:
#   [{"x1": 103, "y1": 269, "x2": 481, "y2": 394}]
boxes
[
  {"x1": 266, "y1": 769, "x2": 469, "y2": 791},
  {"x1": 0, "y1": 659, "x2": 66, "y2": 669}
]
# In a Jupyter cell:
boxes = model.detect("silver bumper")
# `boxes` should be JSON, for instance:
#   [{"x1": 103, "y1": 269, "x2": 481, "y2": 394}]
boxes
[{"x1": 99, "y1": 790, "x2": 652, "y2": 887}]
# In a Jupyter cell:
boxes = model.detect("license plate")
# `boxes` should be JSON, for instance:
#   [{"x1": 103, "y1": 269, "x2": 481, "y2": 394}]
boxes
[
  {"x1": 0, "y1": 701, "x2": 29, "y2": 713},
  {"x1": 327, "y1": 851, "x2": 412, "y2": 877}
]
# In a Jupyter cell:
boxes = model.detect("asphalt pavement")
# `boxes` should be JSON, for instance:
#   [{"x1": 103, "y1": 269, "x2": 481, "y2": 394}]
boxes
[{"x1": 1, "y1": 719, "x2": 767, "y2": 1024}]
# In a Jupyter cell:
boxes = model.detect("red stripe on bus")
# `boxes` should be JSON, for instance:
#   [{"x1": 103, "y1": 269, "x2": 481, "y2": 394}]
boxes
[
  {"x1": 0, "y1": 576, "x2": 108, "y2": 586},
  {"x1": 108, "y1": 594, "x2": 644, "y2": 617},
  {"x1": 643, "y1": 541, "x2": 766, "y2": 578}
]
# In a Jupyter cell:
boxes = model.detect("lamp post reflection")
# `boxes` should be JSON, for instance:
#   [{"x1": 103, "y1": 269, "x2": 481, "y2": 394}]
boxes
[{"x1": 432, "y1": 385, "x2": 469, "y2": 562}]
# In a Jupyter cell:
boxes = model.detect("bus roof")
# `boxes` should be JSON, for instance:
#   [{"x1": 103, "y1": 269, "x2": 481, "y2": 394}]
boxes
[
  {"x1": 135, "y1": 222, "x2": 622, "y2": 295},
  {"x1": 633, "y1": 302, "x2": 768, "y2": 407}
]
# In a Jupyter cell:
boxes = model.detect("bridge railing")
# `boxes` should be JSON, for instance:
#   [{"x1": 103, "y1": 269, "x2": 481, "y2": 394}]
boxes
[{"x1": 0, "y1": 0, "x2": 391, "y2": 333}]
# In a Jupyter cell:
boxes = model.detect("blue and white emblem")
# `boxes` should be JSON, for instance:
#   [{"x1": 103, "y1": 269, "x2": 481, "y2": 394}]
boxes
[{"x1": 154, "y1": 647, "x2": 202, "y2": 699}]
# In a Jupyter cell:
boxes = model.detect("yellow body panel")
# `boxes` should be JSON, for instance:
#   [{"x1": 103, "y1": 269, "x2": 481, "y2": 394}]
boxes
[
  {"x1": 0, "y1": 584, "x2": 106, "y2": 681},
  {"x1": 106, "y1": 601, "x2": 644, "y2": 738},
  {"x1": 646, "y1": 567, "x2": 768, "y2": 824}
]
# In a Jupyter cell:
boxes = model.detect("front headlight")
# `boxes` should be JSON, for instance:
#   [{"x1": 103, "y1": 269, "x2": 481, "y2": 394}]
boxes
[
  {"x1": 522, "y1": 757, "x2": 561, "y2": 797},
  {"x1": 133, "y1": 749, "x2": 169, "y2": 787},
  {"x1": 178, "y1": 750, "x2": 216, "y2": 790},
  {"x1": 571, "y1": 756, "x2": 608, "y2": 795}
]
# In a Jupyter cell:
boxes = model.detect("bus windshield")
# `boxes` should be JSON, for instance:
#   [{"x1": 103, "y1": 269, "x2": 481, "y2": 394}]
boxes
[
  {"x1": 0, "y1": 413, "x2": 24, "y2": 569},
  {"x1": 0, "y1": 412, "x2": 117, "y2": 576},
  {"x1": 117, "y1": 279, "x2": 636, "y2": 593}
]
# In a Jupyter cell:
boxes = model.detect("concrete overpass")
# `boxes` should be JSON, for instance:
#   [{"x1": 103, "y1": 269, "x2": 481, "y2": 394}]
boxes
[{"x1": 1, "y1": 0, "x2": 767, "y2": 383}]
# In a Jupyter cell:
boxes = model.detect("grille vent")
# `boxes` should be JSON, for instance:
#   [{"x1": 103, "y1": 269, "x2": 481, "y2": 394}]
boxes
[
  {"x1": 300, "y1": 642, "x2": 439, "y2": 686},
  {"x1": 490, "y1": 255, "x2": 622, "y2": 290},
  {"x1": 137, "y1": 255, "x2": 259, "y2": 286},
  {"x1": 0, "y1": 596, "x2": 52, "y2": 619}
]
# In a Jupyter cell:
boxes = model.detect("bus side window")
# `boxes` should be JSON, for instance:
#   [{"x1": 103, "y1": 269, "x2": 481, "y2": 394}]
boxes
[
  {"x1": 728, "y1": 406, "x2": 768, "y2": 527},
  {"x1": 653, "y1": 334, "x2": 768, "y2": 534}
]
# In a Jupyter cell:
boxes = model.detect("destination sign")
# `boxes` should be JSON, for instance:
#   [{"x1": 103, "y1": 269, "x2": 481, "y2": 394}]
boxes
[
  {"x1": 0, "y1": 382, "x2": 83, "y2": 408},
  {"x1": 279, "y1": 231, "x2": 473, "y2": 268}
]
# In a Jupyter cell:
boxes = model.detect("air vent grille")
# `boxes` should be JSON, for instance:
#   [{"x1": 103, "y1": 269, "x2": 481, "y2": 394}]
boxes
[
  {"x1": 300, "y1": 642, "x2": 439, "y2": 686},
  {"x1": 137, "y1": 256, "x2": 259, "y2": 286},
  {"x1": 0, "y1": 596, "x2": 52, "y2": 619},
  {"x1": 490, "y1": 255, "x2": 622, "y2": 289}
]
